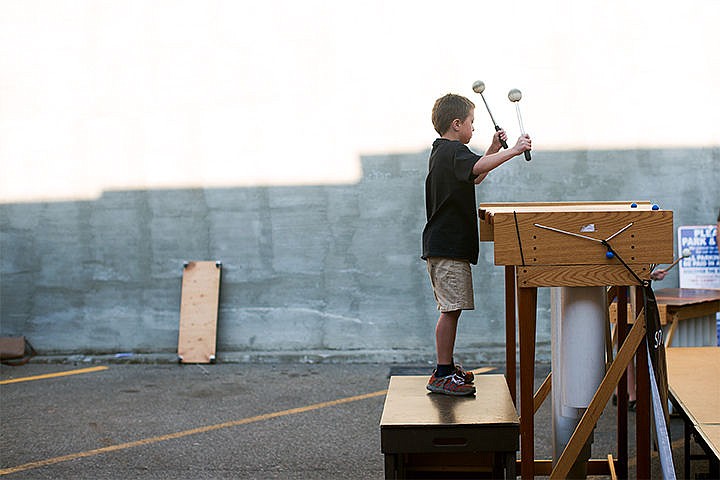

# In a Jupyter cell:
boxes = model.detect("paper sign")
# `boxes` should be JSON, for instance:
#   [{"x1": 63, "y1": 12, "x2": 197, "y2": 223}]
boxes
[{"x1": 678, "y1": 225, "x2": 720, "y2": 289}]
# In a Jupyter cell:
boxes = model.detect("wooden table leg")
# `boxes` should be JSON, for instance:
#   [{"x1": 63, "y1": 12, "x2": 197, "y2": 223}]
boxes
[
  {"x1": 505, "y1": 265, "x2": 517, "y2": 405},
  {"x1": 617, "y1": 287, "x2": 628, "y2": 479},
  {"x1": 518, "y1": 286, "x2": 537, "y2": 480}
]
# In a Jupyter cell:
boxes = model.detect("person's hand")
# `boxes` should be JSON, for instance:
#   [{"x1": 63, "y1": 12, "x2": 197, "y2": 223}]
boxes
[
  {"x1": 512, "y1": 134, "x2": 531, "y2": 156},
  {"x1": 650, "y1": 269, "x2": 667, "y2": 281},
  {"x1": 489, "y1": 129, "x2": 508, "y2": 153}
]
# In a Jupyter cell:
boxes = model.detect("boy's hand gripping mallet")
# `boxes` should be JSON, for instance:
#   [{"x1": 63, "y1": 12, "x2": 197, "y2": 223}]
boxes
[
  {"x1": 508, "y1": 88, "x2": 531, "y2": 161},
  {"x1": 472, "y1": 80, "x2": 508, "y2": 149}
]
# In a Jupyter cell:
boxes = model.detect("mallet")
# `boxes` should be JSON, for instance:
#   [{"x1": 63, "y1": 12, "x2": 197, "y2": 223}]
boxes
[
  {"x1": 508, "y1": 88, "x2": 531, "y2": 161},
  {"x1": 472, "y1": 80, "x2": 508, "y2": 149},
  {"x1": 652, "y1": 248, "x2": 692, "y2": 274}
]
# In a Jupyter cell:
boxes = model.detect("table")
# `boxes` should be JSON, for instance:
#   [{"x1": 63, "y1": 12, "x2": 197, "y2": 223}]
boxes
[
  {"x1": 666, "y1": 347, "x2": 720, "y2": 478},
  {"x1": 610, "y1": 288, "x2": 720, "y2": 346},
  {"x1": 655, "y1": 289, "x2": 720, "y2": 346}
]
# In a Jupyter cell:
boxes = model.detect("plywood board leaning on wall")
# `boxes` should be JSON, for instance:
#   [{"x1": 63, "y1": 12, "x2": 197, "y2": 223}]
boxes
[{"x1": 178, "y1": 261, "x2": 222, "y2": 364}]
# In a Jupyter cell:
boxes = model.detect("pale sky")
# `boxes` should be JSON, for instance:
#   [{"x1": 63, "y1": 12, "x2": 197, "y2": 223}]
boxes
[{"x1": 1, "y1": 0, "x2": 718, "y2": 202}]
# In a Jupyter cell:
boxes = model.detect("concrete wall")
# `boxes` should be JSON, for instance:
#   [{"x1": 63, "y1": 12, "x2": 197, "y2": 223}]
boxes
[{"x1": 1, "y1": 147, "x2": 719, "y2": 363}]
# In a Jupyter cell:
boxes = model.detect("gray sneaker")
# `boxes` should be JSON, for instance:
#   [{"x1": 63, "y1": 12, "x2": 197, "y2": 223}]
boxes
[{"x1": 426, "y1": 371, "x2": 476, "y2": 396}]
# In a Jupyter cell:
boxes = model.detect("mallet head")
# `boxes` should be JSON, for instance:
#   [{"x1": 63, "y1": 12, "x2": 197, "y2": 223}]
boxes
[
  {"x1": 682, "y1": 248, "x2": 692, "y2": 258},
  {"x1": 472, "y1": 80, "x2": 485, "y2": 94},
  {"x1": 508, "y1": 88, "x2": 522, "y2": 102}
]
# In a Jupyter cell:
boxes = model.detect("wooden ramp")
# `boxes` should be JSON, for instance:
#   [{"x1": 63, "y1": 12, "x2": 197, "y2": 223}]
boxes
[{"x1": 178, "y1": 261, "x2": 222, "y2": 364}]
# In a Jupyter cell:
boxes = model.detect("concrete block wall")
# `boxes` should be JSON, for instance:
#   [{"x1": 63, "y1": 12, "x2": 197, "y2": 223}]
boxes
[{"x1": 1, "y1": 147, "x2": 718, "y2": 363}]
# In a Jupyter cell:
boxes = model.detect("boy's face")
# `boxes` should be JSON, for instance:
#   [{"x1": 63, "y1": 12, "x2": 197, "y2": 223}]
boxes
[{"x1": 457, "y1": 109, "x2": 475, "y2": 144}]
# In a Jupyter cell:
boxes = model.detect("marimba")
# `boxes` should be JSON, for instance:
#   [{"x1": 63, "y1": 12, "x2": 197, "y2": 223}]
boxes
[{"x1": 479, "y1": 201, "x2": 674, "y2": 479}]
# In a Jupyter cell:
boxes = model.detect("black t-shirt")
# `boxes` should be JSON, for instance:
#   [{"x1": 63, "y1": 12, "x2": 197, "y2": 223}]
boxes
[{"x1": 422, "y1": 138, "x2": 481, "y2": 264}]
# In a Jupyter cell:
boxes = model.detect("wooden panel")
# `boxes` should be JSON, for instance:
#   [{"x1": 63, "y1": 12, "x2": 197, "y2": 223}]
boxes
[
  {"x1": 478, "y1": 201, "x2": 655, "y2": 243},
  {"x1": 699, "y1": 425, "x2": 720, "y2": 461},
  {"x1": 667, "y1": 347, "x2": 720, "y2": 426},
  {"x1": 610, "y1": 302, "x2": 668, "y2": 324},
  {"x1": 611, "y1": 290, "x2": 720, "y2": 325},
  {"x1": 668, "y1": 347, "x2": 720, "y2": 469},
  {"x1": 178, "y1": 261, "x2": 221, "y2": 364},
  {"x1": 479, "y1": 215, "x2": 495, "y2": 241},
  {"x1": 381, "y1": 374, "x2": 518, "y2": 427},
  {"x1": 479, "y1": 201, "x2": 653, "y2": 217},
  {"x1": 654, "y1": 288, "x2": 720, "y2": 306},
  {"x1": 492, "y1": 210, "x2": 673, "y2": 266},
  {"x1": 517, "y1": 265, "x2": 651, "y2": 288},
  {"x1": 672, "y1": 301, "x2": 720, "y2": 322},
  {"x1": 478, "y1": 203, "x2": 653, "y2": 243}
]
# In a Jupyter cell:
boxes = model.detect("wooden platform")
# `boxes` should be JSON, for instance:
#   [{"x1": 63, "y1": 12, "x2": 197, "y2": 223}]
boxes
[
  {"x1": 667, "y1": 347, "x2": 720, "y2": 478},
  {"x1": 380, "y1": 374, "x2": 519, "y2": 479}
]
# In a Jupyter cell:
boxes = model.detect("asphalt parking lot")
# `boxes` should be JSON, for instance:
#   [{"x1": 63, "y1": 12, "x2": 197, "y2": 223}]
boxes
[{"x1": 0, "y1": 361, "x2": 708, "y2": 479}]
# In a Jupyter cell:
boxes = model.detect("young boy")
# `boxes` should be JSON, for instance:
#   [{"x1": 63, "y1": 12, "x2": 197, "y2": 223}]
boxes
[{"x1": 422, "y1": 93, "x2": 531, "y2": 396}]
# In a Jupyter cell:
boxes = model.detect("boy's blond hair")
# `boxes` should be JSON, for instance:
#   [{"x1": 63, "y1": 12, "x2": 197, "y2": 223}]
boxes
[{"x1": 431, "y1": 94, "x2": 475, "y2": 136}]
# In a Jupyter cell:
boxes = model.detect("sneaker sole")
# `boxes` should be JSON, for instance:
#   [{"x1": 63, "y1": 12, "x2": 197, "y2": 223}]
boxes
[{"x1": 426, "y1": 385, "x2": 476, "y2": 396}]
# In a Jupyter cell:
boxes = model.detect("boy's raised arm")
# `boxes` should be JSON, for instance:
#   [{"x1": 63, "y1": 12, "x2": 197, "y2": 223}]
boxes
[{"x1": 472, "y1": 134, "x2": 531, "y2": 177}]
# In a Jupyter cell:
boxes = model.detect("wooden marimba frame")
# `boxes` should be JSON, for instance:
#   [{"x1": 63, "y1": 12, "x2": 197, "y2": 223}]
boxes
[{"x1": 478, "y1": 201, "x2": 674, "y2": 479}]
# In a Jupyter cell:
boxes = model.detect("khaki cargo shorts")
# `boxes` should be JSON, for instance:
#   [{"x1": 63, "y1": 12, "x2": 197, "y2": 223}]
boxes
[{"x1": 426, "y1": 257, "x2": 475, "y2": 312}]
